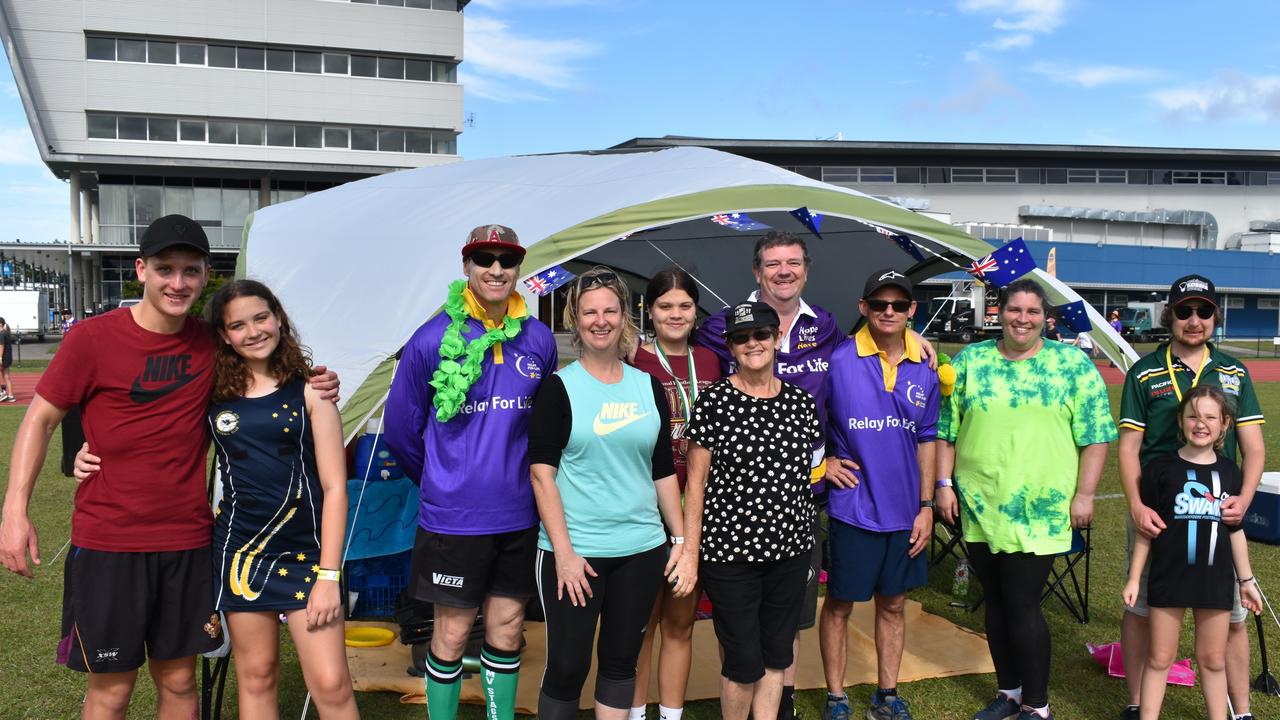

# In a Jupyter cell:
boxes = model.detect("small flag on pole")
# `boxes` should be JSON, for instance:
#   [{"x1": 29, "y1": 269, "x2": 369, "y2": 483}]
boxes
[
  {"x1": 523, "y1": 265, "x2": 576, "y2": 297},
  {"x1": 710, "y1": 213, "x2": 771, "y2": 231},
  {"x1": 789, "y1": 207, "x2": 823, "y2": 238},
  {"x1": 966, "y1": 238, "x2": 1036, "y2": 288},
  {"x1": 1054, "y1": 300, "x2": 1093, "y2": 333},
  {"x1": 852, "y1": 218, "x2": 926, "y2": 262}
]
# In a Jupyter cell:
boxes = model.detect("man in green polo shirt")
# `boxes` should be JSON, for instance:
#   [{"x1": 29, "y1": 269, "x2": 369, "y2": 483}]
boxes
[{"x1": 1117, "y1": 273, "x2": 1266, "y2": 720}]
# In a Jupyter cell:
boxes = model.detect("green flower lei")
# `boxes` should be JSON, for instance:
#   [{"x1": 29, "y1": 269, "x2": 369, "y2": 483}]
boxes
[{"x1": 430, "y1": 279, "x2": 527, "y2": 422}]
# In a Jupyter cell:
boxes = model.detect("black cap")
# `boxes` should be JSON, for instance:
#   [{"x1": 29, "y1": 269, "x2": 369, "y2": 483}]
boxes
[
  {"x1": 862, "y1": 268, "x2": 914, "y2": 299},
  {"x1": 139, "y1": 215, "x2": 210, "y2": 257},
  {"x1": 724, "y1": 301, "x2": 780, "y2": 335},
  {"x1": 1168, "y1": 274, "x2": 1217, "y2": 308}
]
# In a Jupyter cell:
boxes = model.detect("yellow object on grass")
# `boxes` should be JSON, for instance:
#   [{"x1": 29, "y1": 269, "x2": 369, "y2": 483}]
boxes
[{"x1": 345, "y1": 626, "x2": 396, "y2": 647}]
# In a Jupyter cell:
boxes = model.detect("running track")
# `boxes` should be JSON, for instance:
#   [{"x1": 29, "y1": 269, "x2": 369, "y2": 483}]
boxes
[{"x1": 1, "y1": 361, "x2": 1278, "y2": 409}]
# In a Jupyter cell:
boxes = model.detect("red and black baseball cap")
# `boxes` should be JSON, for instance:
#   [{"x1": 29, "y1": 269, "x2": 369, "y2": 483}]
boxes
[{"x1": 461, "y1": 224, "x2": 525, "y2": 259}]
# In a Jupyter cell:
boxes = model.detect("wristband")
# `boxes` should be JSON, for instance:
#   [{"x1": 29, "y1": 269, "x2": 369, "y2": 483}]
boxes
[
  {"x1": 936, "y1": 478, "x2": 954, "y2": 489},
  {"x1": 315, "y1": 568, "x2": 341, "y2": 583},
  {"x1": 1239, "y1": 576, "x2": 1255, "y2": 585},
  {"x1": 670, "y1": 536, "x2": 685, "y2": 545}
]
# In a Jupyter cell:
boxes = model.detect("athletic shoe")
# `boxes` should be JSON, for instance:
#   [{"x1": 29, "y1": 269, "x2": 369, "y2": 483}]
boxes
[
  {"x1": 972, "y1": 695, "x2": 1020, "y2": 720},
  {"x1": 1120, "y1": 706, "x2": 1139, "y2": 720},
  {"x1": 2, "y1": 394, "x2": 15, "y2": 402},
  {"x1": 866, "y1": 694, "x2": 912, "y2": 720},
  {"x1": 823, "y1": 695, "x2": 851, "y2": 720},
  {"x1": 1016, "y1": 710, "x2": 1052, "y2": 720}
]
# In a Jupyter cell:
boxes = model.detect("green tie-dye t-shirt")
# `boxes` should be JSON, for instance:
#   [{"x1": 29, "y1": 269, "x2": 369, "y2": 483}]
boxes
[{"x1": 938, "y1": 340, "x2": 1117, "y2": 554}]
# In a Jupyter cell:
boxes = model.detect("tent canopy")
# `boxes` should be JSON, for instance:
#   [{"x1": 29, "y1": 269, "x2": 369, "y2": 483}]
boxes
[{"x1": 241, "y1": 146, "x2": 1133, "y2": 437}]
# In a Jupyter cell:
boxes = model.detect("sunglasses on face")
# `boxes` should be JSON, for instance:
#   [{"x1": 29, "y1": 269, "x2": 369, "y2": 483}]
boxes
[
  {"x1": 865, "y1": 299, "x2": 913, "y2": 313},
  {"x1": 576, "y1": 271, "x2": 619, "y2": 293},
  {"x1": 1173, "y1": 304, "x2": 1215, "y2": 321},
  {"x1": 468, "y1": 251, "x2": 522, "y2": 269},
  {"x1": 727, "y1": 328, "x2": 775, "y2": 346}
]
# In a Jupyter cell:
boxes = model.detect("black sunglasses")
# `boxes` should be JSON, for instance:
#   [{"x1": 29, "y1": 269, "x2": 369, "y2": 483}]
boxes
[
  {"x1": 865, "y1": 299, "x2": 913, "y2": 313},
  {"x1": 727, "y1": 328, "x2": 775, "y2": 346},
  {"x1": 576, "y1": 271, "x2": 619, "y2": 293},
  {"x1": 1173, "y1": 304, "x2": 1215, "y2": 321},
  {"x1": 468, "y1": 251, "x2": 522, "y2": 269}
]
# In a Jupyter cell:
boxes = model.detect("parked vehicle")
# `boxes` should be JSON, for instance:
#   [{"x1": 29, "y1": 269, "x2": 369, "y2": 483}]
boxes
[
  {"x1": 1117, "y1": 301, "x2": 1169, "y2": 343},
  {"x1": 0, "y1": 289, "x2": 51, "y2": 341},
  {"x1": 925, "y1": 281, "x2": 1001, "y2": 344}
]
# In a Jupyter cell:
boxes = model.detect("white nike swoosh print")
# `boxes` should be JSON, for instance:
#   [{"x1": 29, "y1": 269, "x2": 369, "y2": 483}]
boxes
[{"x1": 592, "y1": 412, "x2": 651, "y2": 436}]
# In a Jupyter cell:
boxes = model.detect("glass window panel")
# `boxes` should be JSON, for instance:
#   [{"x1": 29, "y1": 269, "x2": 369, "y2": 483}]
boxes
[
  {"x1": 378, "y1": 129, "x2": 405, "y2": 152},
  {"x1": 100, "y1": 185, "x2": 133, "y2": 226},
  {"x1": 179, "y1": 120, "x2": 206, "y2": 142},
  {"x1": 178, "y1": 43, "x2": 205, "y2": 65},
  {"x1": 378, "y1": 57, "x2": 405, "y2": 79},
  {"x1": 821, "y1": 167, "x2": 859, "y2": 183},
  {"x1": 434, "y1": 62, "x2": 457, "y2": 82},
  {"x1": 1017, "y1": 168, "x2": 1040, "y2": 183},
  {"x1": 1067, "y1": 169, "x2": 1097, "y2": 183},
  {"x1": 1127, "y1": 169, "x2": 1149, "y2": 184},
  {"x1": 266, "y1": 49, "x2": 293, "y2": 72},
  {"x1": 117, "y1": 116, "x2": 147, "y2": 140},
  {"x1": 148, "y1": 117, "x2": 177, "y2": 141},
  {"x1": 1172, "y1": 171, "x2": 1199, "y2": 184},
  {"x1": 351, "y1": 127, "x2": 377, "y2": 150},
  {"x1": 1098, "y1": 169, "x2": 1127, "y2": 184},
  {"x1": 1153, "y1": 170, "x2": 1172, "y2": 185},
  {"x1": 860, "y1": 167, "x2": 895, "y2": 182},
  {"x1": 432, "y1": 0, "x2": 457, "y2": 9},
  {"x1": 985, "y1": 168, "x2": 1017, "y2": 183},
  {"x1": 379, "y1": 0, "x2": 405, "y2": 5},
  {"x1": 164, "y1": 187, "x2": 193, "y2": 218},
  {"x1": 351, "y1": 55, "x2": 377, "y2": 77},
  {"x1": 926, "y1": 167, "x2": 949, "y2": 183},
  {"x1": 406, "y1": 131, "x2": 433, "y2": 153},
  {"x1": 86, "y1": 36, "x2": 116, "y2": 61},
  {"x1": 266, "y1": 124, "x2": 294, "y2": 146},
  {"x1": 237, "y1": 46, "x2": 265, "y2": 70},
  {"x1": 222, "y1": 188, "x2": 252, "y2": 228},
  {"x1": 352, "y1": 0, "x2": 376, "y2": 4},
  {"x1": 295, "y1": 125, "x2": 322, "y2": 148},
  {"x1": 295, "y1": 51, "x2": 321, "y2": 74},
  {"x1": 1248, "y1": 171, "x2": 1268, "y2": 186},
  {"x1": 405, "y1": 59, "x2": 431, "y2": 81},
  {"x1": 1200, "y1": 171, "x2": 1226, "y2": 185},
  {"x1": 277, "y1": 189, "x2": 305, "y2": 204},
  {"x1": 134, "y1": 186, "x2": 164, "y2": 227},
  {"x1": 237, "y1": 123, "x2": 264, "y2": 145},
  {"x1": 406, "y1": 0, "x2": 432, "y2": 6},
  {"x1": 102, "y1": 226, "x2": 133, "y2": 244},
  {"x1": 208, "y1": 44, "x2": 236, "y2": 68},
  {"x1": 435, "y1": 133, "x2": 456, "y2": 155},
  {"x1": 951, "y1": 168, "x2": 984, "y2": 183},
  {"x1": 895, "y1": 167, "x2": 921, "y2": 184},
  {"x1": 208, "y1": 121, "x2": 237, "y2": 144},
  {"x1": 117, "y1": 38, "x2": 146, "y2": 63},
  {"x1": 1045, "y1": 168, "x2": 1067, "y2": 183},
  {"x1": 87, "y1": 114, "x2": 116, "y2": 139},
  {"x1": 148, "y1": 41, "x2": 176, "y2": 64},
  {"x1": 193, "y1": 188, "x2": 222, "y2": 223},
  {"x1": 324, "y1": 127, "x2": 350, "y2": 148},
  {"x1": 323, "y1": 53, "x2": 349, "y2": 74}
]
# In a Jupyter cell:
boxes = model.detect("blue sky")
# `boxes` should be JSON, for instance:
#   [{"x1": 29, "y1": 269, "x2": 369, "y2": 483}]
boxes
[{"x1": 4, "y1": 0, "x2": 1280, "y2": 243}]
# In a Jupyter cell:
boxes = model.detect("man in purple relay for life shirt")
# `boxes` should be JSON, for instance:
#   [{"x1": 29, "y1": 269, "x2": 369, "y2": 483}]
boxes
[{"x1": 384, "y1": 224, "x2": 557, "y2": 720}]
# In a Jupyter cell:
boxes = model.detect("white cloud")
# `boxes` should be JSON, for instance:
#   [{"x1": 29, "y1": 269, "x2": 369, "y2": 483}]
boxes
[
  {"x1": 903, "y1": 65, "x2": 1020, "y2": 115},
  {"x1": 0, "y1": 127, "x2": 42, "y2": 167},
  {"x1": 1030, "y1": 61, "x2": 1160, "y2": 87},
  {"x1": 1152, "y1": 71, "x2": 1280, "y2": 123},
  {"x1": 959, "y1": 0, "x2": 1066, "y2": 51},
  {"x1": 463, "y1": 15, "x2": 599, "y2": 102}
]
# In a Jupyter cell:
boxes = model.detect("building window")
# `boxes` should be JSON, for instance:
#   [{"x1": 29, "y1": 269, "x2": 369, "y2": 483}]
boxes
[
  {"x1": 237, "y1": 123, "x2": 264, "y2": 145},
  {"x1": 179, "y1": 43, "x2": 205, "y2": 64},
  {"x1": 148, "y1": 118, "x2": 177, "y2": 142},
  {"x1": 324, "y1": 53, "x2": 349, "y2": 74},
  {"x1": 237, "y1": 46, "x2": 265, "y2": 70},
  {"x1": 1128, "y1": 169, "x2": 1149, "y2": 184},
  {"x1": 267, "y1": 123, "x2": 294, "y2": 147},
  {"x1": 209, "y1": 45, "x2": 236, "y2": 68},
  {"x1": 951, "y1": 168, "x2": 984, "y2": 183},
  {"x1": 895, "y1": 167, "x2": 921, "y2": 183},
  {"x1": 87, "y1": 113, "x2": 117, "y2": 139},
  {"x1": 820, "y1": 167, "x2": 895, "y2": 183},
  {"x1": 1224, "y1": 297, "x2": 1245, "y2": 309},
  {"x1": 1067, "y1": 169, "x2": 1097, "y2": 183},
  {"x1": 86, "y1": 36, "x2": 116, "y2": 61},
  {"x1": 148, "y1": 41, "x2": 177, "y2": 64},
  {"x1": 1098, "y1": 169, "x2": 1126, "y2": 184},
  {"x1": 1258, "y1": 298, "x2": 1280, "y2": 310},
  {"x1": 295, "y1": 125, "x2": 323, "y2": 148},
  {"x1": 266, "y1": 49, "x2": 294, "y2": 72},
  {"x1": 208, "y1": 121, "x2": 238, "y2": 144},
  {"x1": 324, "y1": 127, "x2": 350, "y2": 148},
  {"x1": 295, "y1": 51, "x2": 322, "y2": 74},
  {"x1": 1017, "y1": 168, "x2": 1040, "y2": 183}
]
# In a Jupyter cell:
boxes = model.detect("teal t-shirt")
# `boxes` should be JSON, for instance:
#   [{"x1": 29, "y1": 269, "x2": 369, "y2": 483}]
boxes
[
  {"x1": 938, "y1": 340, "x2": 1117, "y2": 554},
  {"x1": 537, "y1": 361, "x2": 668, "y2": 557}
]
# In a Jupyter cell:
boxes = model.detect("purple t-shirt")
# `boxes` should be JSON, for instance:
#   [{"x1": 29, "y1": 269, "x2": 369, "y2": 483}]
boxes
[
  {"x1": 825, "y1": 330, "x2": 940, "y2": 532},
  {"x1": 384, "y1": 311, "x2": 558, "y2": 535}
]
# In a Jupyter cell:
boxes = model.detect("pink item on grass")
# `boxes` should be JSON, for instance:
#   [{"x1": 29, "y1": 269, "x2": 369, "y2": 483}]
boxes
[{"x1": 1087, "y1": 642, "x2": 1196, "y2": 686}]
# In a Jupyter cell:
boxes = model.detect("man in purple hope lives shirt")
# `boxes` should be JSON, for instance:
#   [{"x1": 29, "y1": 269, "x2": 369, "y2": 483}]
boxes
[
  {"x1": 819, "y1": 269, "x2": 940, "y2": 720},
  {"x1": 385, "y1": 224, "x2": 557, "y2": 720}
]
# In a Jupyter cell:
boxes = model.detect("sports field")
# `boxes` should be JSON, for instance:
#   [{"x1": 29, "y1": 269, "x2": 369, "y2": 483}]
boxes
[{"x1": 1, "y1": 364, "x2": 1278, "y2": 719}]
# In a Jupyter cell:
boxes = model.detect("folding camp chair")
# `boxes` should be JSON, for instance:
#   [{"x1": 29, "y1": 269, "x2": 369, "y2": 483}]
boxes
[
  {"x1": 1041, "y1": 526, "x2": 1091, "y2": 623},
  {"x1": 930, "y1": 518, "x2": 969, "y2": 569}
]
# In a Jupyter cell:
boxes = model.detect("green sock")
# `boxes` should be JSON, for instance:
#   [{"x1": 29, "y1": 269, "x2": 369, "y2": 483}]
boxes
[
  {"x1": 425, "y1": 650, "x2": 463, "y2": 720},
  {"x1": 481, "y1": 643, "x2": 521, "y2": 720}
]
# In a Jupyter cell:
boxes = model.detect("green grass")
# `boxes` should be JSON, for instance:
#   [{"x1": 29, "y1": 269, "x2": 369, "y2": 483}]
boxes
[{"x1": 1, "y1": 387, "x2": 1279, "y2": 718}]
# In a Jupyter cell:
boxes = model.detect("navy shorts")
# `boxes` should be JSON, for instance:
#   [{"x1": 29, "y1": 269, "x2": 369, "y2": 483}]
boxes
[{"x1": 827, "y1": 519, "x2": 926, "y2": 602}]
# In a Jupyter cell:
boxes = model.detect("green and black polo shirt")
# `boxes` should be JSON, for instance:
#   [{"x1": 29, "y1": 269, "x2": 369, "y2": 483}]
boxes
[{"x1": 1119, "y1": 342, "x2": 1265, "y2": 466}]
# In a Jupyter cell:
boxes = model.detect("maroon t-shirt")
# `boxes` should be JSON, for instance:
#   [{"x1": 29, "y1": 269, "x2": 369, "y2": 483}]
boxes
[
  {"x1": 37, "y1": 308, "x2": 215, "y2": 552},
  {"x1": 631, "y1": 344, "x2": 722, "y2": 490}
]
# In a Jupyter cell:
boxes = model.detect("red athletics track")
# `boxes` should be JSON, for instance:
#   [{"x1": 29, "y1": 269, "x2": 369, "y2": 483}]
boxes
[{"x1": 0, "y1": 371, "x2": 43, "y2": 407}]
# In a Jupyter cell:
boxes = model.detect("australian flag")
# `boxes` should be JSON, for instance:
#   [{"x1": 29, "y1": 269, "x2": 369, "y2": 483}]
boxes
[
  {"x1": 967, "y1": 237, "x2": 1036, "y2": 288},
  {"x1": 711, "y1": 212, "x2": 771, "y2": 231},
  {"x1": 523, "y1": 265, "x2": 576, "y2": 297},
  {"x1": 1054, "y1": 300, "x2": 1093, "y2": 333},
  {"x1": 789, "y1": 207, "x2": 823, "y2": 238}
]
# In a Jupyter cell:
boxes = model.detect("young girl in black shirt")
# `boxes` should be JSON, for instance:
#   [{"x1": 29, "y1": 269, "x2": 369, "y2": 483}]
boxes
[{"x1": 1123, "y1": 386, "x2": 1261, "y2": 720}]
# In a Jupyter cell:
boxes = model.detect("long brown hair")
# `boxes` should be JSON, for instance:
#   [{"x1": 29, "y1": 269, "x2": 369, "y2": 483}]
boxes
[
  {"x1": 208, "y1": 279, "x2": 312, "y2": 403},
  {"x1": 1177, "y1": 385, "x2": 1234, "y2": 451}
]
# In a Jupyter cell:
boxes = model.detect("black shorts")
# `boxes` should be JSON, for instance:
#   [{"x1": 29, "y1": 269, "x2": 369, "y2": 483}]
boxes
[
  {"x1": 58, "y1": 545, "x2": 221, "y2": 673},
  {"x1": 410, "y1": 526, "x2": 538, "y2": 609},
  {"x1": 701, "y1": 551, "x2": 810, "y2": 684}
]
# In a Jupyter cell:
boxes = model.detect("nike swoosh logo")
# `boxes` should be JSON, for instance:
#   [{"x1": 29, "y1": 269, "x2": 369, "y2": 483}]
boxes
[
  {"x1": 130, "y1": 369, "x2": 205, "y2": 404},
  {"x1": 592, "y1": 412, "x2": 651, "y2": 436}
]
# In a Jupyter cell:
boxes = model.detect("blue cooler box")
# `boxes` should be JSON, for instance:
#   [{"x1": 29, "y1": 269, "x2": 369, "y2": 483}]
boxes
[{"x1": 1244, "y1": 472, "x2": 1280, "y2": 543}]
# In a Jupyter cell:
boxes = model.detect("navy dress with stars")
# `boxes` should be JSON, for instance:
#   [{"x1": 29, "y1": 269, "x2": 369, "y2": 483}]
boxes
[{"x1": 209, "y1": 378, "x2": 324, "y2": 611}]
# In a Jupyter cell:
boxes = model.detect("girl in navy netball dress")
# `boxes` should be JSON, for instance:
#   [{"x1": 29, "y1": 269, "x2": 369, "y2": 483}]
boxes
[
  {"x1": 208, "y1": 280, "x2": 357, "y2": 719},
  {"x1": 1123, "y1": 386, "x2": 1261, "y2": 720}
]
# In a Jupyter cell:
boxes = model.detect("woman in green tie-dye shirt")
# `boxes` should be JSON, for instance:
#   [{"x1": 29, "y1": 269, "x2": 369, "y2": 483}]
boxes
[{"x1": 935, "y1": 278, "x2": 1116, "y2": 720}]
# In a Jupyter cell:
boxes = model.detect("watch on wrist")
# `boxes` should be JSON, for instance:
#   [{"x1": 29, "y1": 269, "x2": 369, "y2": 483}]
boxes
[{"x1": 920, "y1": 500, "x2": 935, "y2": 509}]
